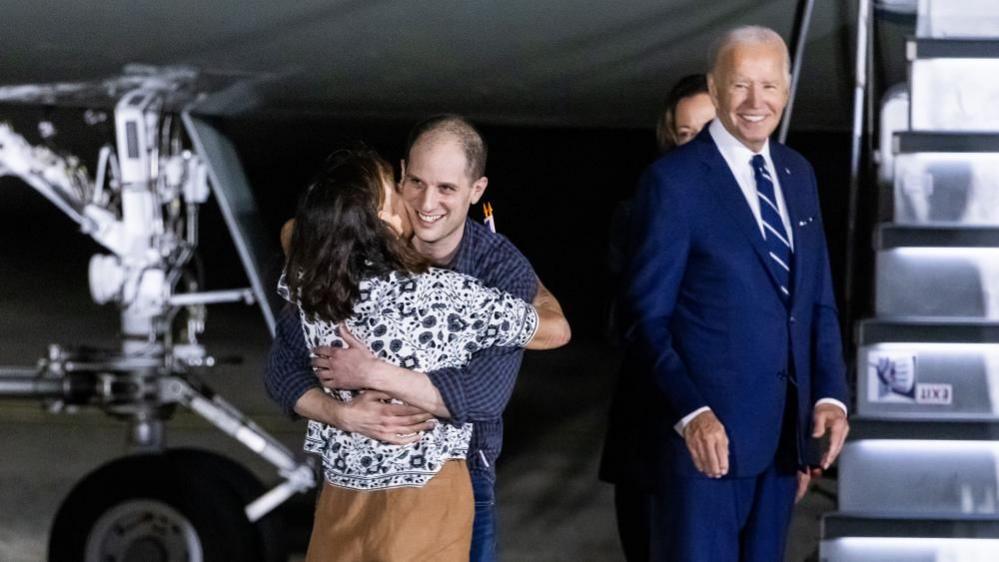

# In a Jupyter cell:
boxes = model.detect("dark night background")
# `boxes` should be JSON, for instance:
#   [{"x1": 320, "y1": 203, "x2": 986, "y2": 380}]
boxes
[
  {"x1": 0, "y1": 111, "x2": 866, "y2": 345},
  {"x1": 0, "y1": 109, "x2": 869, "y2": 561},
  {"x1": 0, "y1": 3, "x2": 910, "y2": 558}
]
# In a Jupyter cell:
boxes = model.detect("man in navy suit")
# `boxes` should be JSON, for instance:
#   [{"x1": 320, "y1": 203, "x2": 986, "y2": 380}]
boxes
[{"x1": 624, "y1": 26, "x2": 850, "y2": 561}]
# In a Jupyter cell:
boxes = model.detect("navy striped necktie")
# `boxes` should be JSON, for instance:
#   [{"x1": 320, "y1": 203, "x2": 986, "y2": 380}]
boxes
[{"x1": 751, "y1": 154, "x2": 792, "y2": 300}]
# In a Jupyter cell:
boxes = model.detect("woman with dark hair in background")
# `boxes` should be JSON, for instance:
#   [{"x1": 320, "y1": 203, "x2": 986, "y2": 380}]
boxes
[
  {"x1": 281, "y1": 147, "x2": 570, "y2": 562},
  {"x1": 606, "y1": 74, "x2": 715, "y2": 319},
  {"x1": 600, "y1": 74, "x2": 716, "y2": 562},
  {"x1": 654, "y1": 73, "x2": 716, "y2": 151}
]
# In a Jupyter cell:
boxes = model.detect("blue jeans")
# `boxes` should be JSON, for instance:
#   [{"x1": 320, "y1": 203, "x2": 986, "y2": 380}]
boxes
[{"x1": 470, "y1": 471, "x2": 497, "y2": 562}]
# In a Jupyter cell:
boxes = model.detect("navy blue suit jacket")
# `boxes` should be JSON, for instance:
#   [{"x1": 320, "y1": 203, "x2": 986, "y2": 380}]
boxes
[{"x1": 624, "y1": 127, "x2": 849, "y2": 481}]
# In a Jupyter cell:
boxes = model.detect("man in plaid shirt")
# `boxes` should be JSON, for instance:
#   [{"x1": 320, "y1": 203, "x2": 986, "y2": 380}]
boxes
[{"x1": 265, "y1": 114, "x2": 555, "y2": 562}]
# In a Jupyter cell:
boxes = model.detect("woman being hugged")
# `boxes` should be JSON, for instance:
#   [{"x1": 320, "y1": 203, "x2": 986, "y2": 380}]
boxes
[{"x1": 281, "y1": 146, "x2": 569, "y2": 562}]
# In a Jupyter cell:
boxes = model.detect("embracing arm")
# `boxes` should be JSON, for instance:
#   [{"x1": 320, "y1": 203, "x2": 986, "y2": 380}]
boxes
[
  {"x1": 312, "y1": 335, "x2": 526, "y2": 423},
  {"x1": 313, "y1": 328, "x2": 451, "y2": 418},
  {"x1": 266, "y1": 305, "x2": 434, "y2": 441},
  {"x1": 312, "y1": 274, "x2": 569, "y2": 417},
  {"x1": 426, "y1": 249, "x2": 540, "y2": 424},
  {"x1": 264, "y1": 305, "x2": 322, "y2": 417},
  {"x1": 526, "y1": 280, "x2": 571, "y2": 349},
  {"x1": 315, "y1": 243, "x2": 540, "y2": 425},
  {"x1": 294, "y1": 387, "x2": 435, "y2": 445}
]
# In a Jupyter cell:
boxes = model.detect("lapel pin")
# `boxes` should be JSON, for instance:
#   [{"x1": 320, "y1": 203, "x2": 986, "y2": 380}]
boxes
[{"x1": 784, "y1": 167, "x2": 791, "y2": 175}]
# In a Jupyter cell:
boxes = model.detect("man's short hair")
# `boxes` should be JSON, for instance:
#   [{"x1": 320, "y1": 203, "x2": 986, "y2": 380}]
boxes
[
  {"x1": 708, "y1": 26, "x2": 790, "y2": 76},
  {"x1": 405, "y1": 114, "x2": 488, "y2": 180}
]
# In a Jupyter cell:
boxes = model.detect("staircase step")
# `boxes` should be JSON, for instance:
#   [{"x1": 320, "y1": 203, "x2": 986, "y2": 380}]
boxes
[
  {"x1": 857, "y1": 342, "x2": 999, "y2": 420},
  {"x1": 892, "y1": 146, "x2": 999, "y2": 225},
  {"x1": 873, "y1": 225, "x2": 999, "y2": 320},
  {"x1": 839, "y1": 440, "x2": 999, "y2": 515},
  {"x1": 874, "y1": 245, "x2": 999, "y2": 319},
  {"x1": 876, "y1": 224, "x2": 999, "y2": 248},
  {"x1": 858, "y1": 319, "x2": 999, "y2": 345},
  {"x1": 895, "y1": 132, "x2": 999, "y2": 153},
  {"x1": 917, "y1": 0, "x2": 999, "y2": 39},
  {"x1": 821, "y1": 536, "x2": 999, "y2": 562},
  {"x1": 910, "y1": 58, "x2": 999, "y2": 131},
  {"x1": 848, "y1": 419, "x2": 999, "y2": 440},
  {"x1": 821, "y1": 514, "x2": 999, "y2": 561},
  {"x1": 823, "y1": 513, "x2": 999, "y2": 540},
  {"x1": 908, "y1": 38, "x2": 999, "y2": 60}
]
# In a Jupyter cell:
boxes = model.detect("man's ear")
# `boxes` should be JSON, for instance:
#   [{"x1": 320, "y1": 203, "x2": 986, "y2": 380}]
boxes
[
  {"x1": 469, "y1": 176, "x2": 488, "y2": 205},
  {"x1": 707, "y1": 74, "x2": 721, "y2": 109},
  {"x1": 398, "y1": 159, "x2": 407, "y2": 191}
]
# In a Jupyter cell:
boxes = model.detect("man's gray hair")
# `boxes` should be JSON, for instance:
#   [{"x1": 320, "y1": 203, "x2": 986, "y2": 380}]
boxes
[{"x1": 708, "y1": 26, "x2": 791, "y2": 76}]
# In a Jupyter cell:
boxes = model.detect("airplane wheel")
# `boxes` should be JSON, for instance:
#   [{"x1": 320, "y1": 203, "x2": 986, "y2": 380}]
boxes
[
  {"x1": 168, "y1": 448, "x2": 287, "y2": 562},
  {"x1": 49, "y1": 449, "x2": 287, "y2": 562}
]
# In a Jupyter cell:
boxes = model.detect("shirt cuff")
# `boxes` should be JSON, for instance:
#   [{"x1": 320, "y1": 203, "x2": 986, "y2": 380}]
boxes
[
  {"x1": 815, "y1": 397, "x2": 848, "y2": 415},
  {"x1": 673, "y1": 406, "x2": 712, "y2": 437},
  {"x1": 425, "y1": 368, "x2": 469, "y2": 424},
  {"x1": 285, "y1": 377, "x2": 322, "y2": 419}
]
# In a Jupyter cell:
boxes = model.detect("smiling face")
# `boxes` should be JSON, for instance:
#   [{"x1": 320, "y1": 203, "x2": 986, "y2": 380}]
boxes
[
  {"x1": 672, "y1": 92, "x2": 716, "y2": 146},
  {"x1": 399, "y1": 133, "x2": 487, "y2": 263},
  {"x1": 708, "y1": 40, "x2": 789, "y2": 152}
]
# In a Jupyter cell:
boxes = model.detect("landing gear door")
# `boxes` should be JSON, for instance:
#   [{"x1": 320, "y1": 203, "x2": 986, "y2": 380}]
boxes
[{"x1": 180, "y1": 112, "x2": 280, "y2": 337}]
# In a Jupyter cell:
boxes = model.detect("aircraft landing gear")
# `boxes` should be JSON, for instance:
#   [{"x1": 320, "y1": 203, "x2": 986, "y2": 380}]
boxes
[{"x1": 48, "y1": 449, "x2": 287, "y2": 562}]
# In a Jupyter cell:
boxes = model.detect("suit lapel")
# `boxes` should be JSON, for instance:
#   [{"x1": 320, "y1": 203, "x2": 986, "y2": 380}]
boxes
[{"x1": 696, "y1": 133, "x2": 786, "y2": 298}]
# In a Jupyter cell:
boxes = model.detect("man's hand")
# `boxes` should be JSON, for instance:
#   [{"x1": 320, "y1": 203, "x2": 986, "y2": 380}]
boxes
[
  {"x1": 313, "y1": 325, "x2": 379, "y2": 390},
  {"x1": 683, "y1": 410, "x2": 730, "y2": 478},
  {"x1": 335, "y1": 390, "x2": 436, "y2": 445},
  {"x1": 812, "y1": 403, "x2": 849, "y2": 469}
]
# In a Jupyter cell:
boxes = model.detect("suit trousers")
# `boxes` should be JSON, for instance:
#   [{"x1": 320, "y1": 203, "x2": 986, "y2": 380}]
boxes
[
  {"x1": 649, "y1": 382, "x2": 800, "y2": 562},
  {"x1": 649, "y1": 460, "x2": 796, "y2": 562}
]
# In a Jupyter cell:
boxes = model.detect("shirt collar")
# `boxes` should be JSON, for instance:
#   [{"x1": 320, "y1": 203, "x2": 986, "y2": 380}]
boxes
[
  {"x1": 708, "y1": 118, "x2": 772, "y2": 168},
  {"x1": 445, "y1": 218, "x2": 478, "y2": 272}
]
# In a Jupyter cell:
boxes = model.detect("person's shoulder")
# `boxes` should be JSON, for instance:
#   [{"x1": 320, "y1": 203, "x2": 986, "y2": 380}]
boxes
[
  {"x1": 649, "y1": 138, "x2": 701, "y2": 170},
  {"x1": 641, "y1": 137, "x2": 708, "y2": 191},
  {"x1": 461, "y1": 219, "x2": 536, "y2": 290},
  {"x1": 463, "y1": 219, "x2": 529, "y2": 266},
  {"x1": 771, "y1": 141, "x2": 813, "y2": 175}
]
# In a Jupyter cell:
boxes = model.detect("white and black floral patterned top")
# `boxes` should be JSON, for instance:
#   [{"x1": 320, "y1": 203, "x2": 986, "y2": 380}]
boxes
[{"x1": 278, "y1": 267, "x2": 538, "y2": 490}]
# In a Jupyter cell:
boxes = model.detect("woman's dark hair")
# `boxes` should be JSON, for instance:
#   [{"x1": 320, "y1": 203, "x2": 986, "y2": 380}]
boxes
[
  {"x1": 655, "y1": 73, "x2": 710, "y2": 152},
  {"x1": 285, "y1": 146, "x2": 428, "y2": 323}
]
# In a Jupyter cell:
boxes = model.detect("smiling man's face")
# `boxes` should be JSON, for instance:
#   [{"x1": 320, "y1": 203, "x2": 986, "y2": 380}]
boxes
[
  {"x1": 708, "y1": 40, "x2": 789, "y2": 152},
  {"x1": 399, "y1": 133, "x2": 486, "y2": 263}
]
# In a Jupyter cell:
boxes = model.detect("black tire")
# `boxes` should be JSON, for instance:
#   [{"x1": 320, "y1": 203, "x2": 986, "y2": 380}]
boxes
[
  {"x1": 167, "y1": 448, "x2": 287, "y2": 562},
  {"x1": 49, "y1": 450, "x2": 287, "y2": 562}
]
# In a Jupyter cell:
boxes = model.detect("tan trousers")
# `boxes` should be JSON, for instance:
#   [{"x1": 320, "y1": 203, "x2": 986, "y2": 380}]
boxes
[{"x1": 305, "y1": 460, "x2": 474, "y2": 562}]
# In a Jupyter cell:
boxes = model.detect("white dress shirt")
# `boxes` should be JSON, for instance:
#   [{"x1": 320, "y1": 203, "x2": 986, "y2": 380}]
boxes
[{"x1": 675, "y1": 120, "x2": 847, "y2": 435}]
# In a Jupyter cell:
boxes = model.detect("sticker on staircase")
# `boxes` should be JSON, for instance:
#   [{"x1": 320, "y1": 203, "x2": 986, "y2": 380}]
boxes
[{"x1": 868, "y1": 352, "x2": 952, "y2": 405}]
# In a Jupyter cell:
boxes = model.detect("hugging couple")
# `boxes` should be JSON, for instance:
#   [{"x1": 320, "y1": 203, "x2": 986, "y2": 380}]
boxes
[{"x1": 265, "y1": 114, "x2": 571, "y2": 562}]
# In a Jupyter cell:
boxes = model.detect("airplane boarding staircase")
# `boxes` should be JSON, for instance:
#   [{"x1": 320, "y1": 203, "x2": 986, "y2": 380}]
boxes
[{"x1": 821, "y1": 0, "x2": 999, "y2": 559}]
